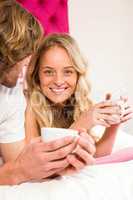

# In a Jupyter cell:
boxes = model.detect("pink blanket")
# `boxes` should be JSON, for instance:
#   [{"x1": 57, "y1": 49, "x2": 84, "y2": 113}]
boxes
[{"x1": 95, "y1": 147, "x2": 133, "y2": 164}]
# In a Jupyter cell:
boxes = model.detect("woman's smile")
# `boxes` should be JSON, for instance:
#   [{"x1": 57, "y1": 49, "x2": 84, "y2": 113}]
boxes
[{"x1": 49, "y1": 86, "x2": 68, "y2": 95}]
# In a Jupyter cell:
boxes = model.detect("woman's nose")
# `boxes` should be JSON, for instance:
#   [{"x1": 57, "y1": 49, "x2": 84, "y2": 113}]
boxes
[{"x1": 54, "y1": 73, "x2": 65, "y2": 85}]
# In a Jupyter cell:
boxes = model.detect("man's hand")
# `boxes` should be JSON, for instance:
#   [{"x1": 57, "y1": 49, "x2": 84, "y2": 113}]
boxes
[
  {"x1": 13, "y1": 136, "x2": 76, "y2": 184},
  {"x1": 58, "y1": 130, "x2": 96, "y2": 176}
]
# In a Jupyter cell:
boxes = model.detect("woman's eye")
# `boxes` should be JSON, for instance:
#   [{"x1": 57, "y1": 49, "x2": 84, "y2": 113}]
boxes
[
  {"x1": 64, "y1": 70, "x2": 73, "y2": 75},
  {"x1": 43, "y1": 70, "x2": 54, "y2": 76}
]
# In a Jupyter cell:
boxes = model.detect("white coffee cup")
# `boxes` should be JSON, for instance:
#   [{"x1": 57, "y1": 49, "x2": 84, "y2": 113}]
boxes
[{"x1": 41, "y1": 127, "x2": 79, "y2": 142}]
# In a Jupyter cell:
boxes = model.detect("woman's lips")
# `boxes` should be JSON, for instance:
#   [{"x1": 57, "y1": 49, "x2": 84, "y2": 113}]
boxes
[{"x1": 50, "y1": 87, "x2": 68, "y2": 94}]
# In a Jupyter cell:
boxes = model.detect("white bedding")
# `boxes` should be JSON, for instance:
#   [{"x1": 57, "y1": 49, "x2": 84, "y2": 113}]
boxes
[
  {"x1": 0, "y1": 160, "x2": 133, "y2": 200},
  {"x1": 0, "y1": 130, "x2": 133, "y2": 200}
]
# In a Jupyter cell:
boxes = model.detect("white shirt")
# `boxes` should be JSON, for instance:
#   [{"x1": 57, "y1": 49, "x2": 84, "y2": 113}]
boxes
[{"x1": 0, "y1": 84, "x2": 26, "y2": 143}]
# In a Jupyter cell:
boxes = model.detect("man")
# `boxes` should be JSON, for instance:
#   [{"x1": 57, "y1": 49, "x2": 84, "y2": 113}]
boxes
[{"x1": 0, "y1": 0, "x2": 95, "y2": 185}]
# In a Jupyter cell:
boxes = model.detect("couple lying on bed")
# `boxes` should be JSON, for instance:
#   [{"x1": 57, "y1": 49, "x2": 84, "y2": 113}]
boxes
[
  {"x1": 7, "y1": 33, "x2": 133, "y2": 170},
  {"x1": 1, "y1": 1, "x2": 133, "y2": 187},
  {"x1": 1, "y1": 32, "x2": 133, "y2": 180}
]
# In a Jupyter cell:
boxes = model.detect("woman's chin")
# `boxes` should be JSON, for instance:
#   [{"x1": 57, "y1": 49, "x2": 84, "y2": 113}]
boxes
[{"x1": 47, "y1": 97, "x2": 68, "y2": 106}]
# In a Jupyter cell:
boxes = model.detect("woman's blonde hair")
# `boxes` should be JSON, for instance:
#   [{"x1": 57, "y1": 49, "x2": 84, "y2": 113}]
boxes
[
  {"x1": 27, "y1": 33, "x2": 92, "y2": 128},
  {"x1": 0, "y1": 0, "x2": 43, "y2": 71}
]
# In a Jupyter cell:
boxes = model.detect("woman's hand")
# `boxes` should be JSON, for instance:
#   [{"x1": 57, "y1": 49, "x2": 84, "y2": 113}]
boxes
[
  {"x1": 120, "y1": 105, "x2": 133, "y2": 123},
  {"x1": 71, "y1": 100, "x2": 122, "y2": 131},
  {"x1": 105, "y1": 94, "x2": 133, "y2": 125}
]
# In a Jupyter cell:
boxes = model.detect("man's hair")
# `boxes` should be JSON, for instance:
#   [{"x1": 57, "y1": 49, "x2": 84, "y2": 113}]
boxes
[{"x1": 0, "y1": 0, "x2": 44, "y2": 71}]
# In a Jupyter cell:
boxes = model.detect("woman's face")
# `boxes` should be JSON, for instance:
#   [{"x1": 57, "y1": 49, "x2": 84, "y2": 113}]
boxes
[{"x1": 38, "y1": 46, "x2": 78, "y2": 104}]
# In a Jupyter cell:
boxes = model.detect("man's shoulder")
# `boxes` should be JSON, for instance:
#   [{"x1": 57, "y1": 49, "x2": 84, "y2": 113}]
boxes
[
  {"x1": 0, "y1": 84, "x2": 23, "y2": 95},
  {"x1": 0, "y1": 84, "x2": 26, "y2": 120},
  {"x1": 0, "y1": 84, "x2": 24, "y2": 101}
]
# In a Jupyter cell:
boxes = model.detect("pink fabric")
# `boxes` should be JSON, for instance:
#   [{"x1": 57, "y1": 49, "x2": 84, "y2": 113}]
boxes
[
  {"x1": 17, "y1": 0, "x2": 69, "y2": 35},
  {"x1": 95, "y1": 147, "x2": 133, "y2": 165}
]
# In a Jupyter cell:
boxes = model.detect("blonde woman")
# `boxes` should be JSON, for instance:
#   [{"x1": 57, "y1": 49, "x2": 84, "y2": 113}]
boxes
[{"x1": 26, "y1": 33, "x2": 133, "y2": 173}]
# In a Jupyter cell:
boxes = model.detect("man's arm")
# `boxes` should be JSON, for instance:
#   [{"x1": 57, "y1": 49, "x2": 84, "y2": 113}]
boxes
[
  {"x1": 0, "y1": 140, "x2": 25, "y2": 162},
  {"x1": 0, "y1": 160, "x2": 25, "y2": 185},
  {"x1": 0, "y1": 136, "x2": 76, "y2": 185}
]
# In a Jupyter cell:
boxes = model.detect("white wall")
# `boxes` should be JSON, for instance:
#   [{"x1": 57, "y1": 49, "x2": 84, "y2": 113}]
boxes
[{"x1": 69, "y1": 0, "x2": 133, "y2": 133}]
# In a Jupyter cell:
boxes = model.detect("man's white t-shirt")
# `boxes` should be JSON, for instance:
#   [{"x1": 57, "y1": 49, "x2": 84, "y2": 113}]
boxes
[{"x1": 0, "y1": 84, "x2": 26, "y2": 143}]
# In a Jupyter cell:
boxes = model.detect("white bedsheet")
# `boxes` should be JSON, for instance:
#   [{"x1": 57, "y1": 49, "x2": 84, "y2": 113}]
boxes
[
  {"x1": 0, "y1": 130, "x2": 133, "y2": 200},
  {"x1": 0, "y1": 160, "x2": 133, "y2": 200}
]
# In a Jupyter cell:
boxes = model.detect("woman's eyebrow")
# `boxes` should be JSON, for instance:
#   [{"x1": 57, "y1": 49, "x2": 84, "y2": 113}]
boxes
[
  {"x1": 64, "y1": 66, "x2": 74, "y2": 69},
  {"x1": 40, "y1": 66, "x2": 74, "y2": 69},
  {"x1": 40, "y1": 66, "x2": 54, "y2": 69}
]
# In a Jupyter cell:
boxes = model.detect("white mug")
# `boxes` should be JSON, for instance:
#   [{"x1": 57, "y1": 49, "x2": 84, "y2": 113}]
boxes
[{"x1": 41, "y1": 127, "x2": 78, "y2": 142}]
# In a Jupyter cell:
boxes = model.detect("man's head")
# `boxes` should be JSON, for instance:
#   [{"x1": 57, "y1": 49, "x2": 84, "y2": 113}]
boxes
[{"x1": 0, "y1": 0, "x2": 44, "y2": 87}]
